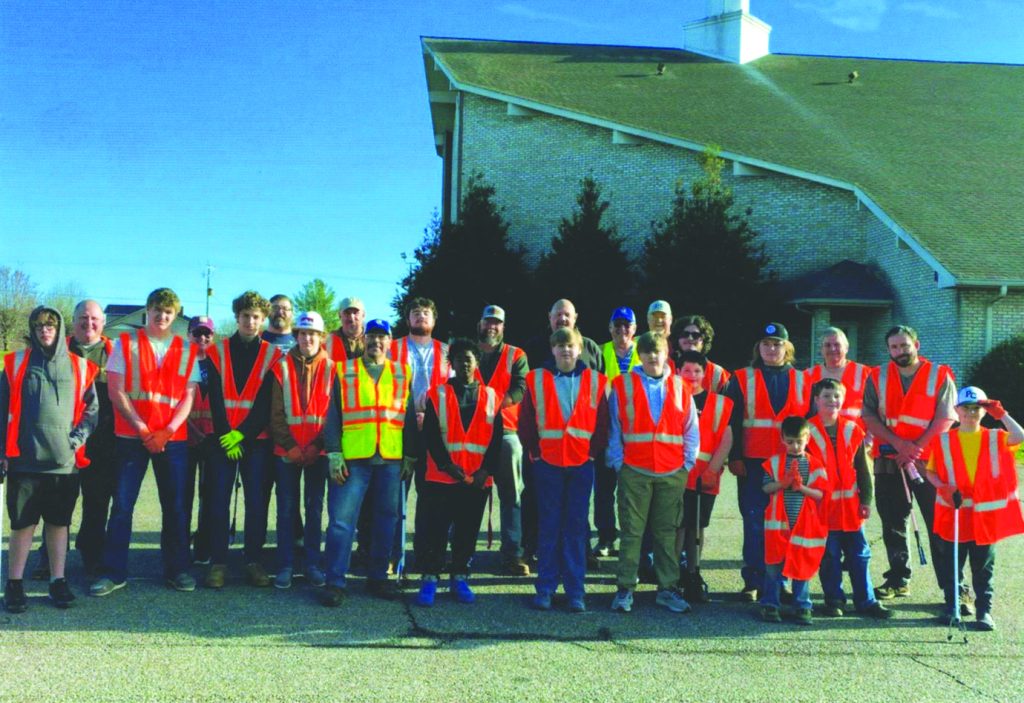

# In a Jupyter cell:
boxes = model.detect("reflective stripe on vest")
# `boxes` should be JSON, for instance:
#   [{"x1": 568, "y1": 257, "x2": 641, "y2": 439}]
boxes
[
  {"x1": 116, "y1": 331, "x2": 196, "y2": 441},
  {"x1": 338, "y1": 358, "x2": 409, "y2": 460},
  {"x1": 213, "y1": 338, "x2": 277, "y2": 428}
]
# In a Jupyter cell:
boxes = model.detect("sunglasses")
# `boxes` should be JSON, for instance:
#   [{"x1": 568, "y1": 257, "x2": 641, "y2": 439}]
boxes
[
  {"x1": 191, "y1": 330, "x2": 213, "y2": 338},
  {"x1": 679, "y1": 331, "x2": 703, "y2": 340}
]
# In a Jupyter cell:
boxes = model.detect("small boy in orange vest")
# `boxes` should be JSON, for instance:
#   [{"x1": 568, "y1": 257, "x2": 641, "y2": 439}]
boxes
[
  {"x1": 925, "y1": 386, "x2": 1024, "y2": 631},
  {"x1": 760, "y1": 416, "x2": 828, "y2": 625}
]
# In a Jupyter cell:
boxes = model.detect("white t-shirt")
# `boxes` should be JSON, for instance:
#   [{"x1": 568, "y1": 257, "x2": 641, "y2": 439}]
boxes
[{"x1": 108, "y1": 334, "x2": 202, "y2": 383}]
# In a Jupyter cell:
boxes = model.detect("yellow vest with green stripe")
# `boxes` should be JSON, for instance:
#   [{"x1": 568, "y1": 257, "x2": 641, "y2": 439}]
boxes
[
  {"x1": 337, "y1": 358, "x2": 410, "y2": 461},
  {"x1": 601, "y1": 341, "x2": 640, "y2": 383}
]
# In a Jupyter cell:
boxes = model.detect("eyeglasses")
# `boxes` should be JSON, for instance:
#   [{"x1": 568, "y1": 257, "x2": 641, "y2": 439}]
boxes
[
  {"x1": 271, "y1": 306, "x2": 293, "y2": 313},
  {"x1": 33, "y1": 323, "x2": 57, "y2": 331},
  {"x1": 679, "y1": 331, "x2": 703, "y2": 340}
]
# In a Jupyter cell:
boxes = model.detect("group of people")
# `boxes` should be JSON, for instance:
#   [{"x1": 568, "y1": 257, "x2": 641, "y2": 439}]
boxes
[{"x1": 2, "y1": 290, "x2": 1022, "y2": 632}]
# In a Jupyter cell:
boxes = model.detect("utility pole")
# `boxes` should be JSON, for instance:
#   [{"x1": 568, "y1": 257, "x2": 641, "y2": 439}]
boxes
[{"x1": 205, "y1": 264, "x2": 215, "y2": 316}]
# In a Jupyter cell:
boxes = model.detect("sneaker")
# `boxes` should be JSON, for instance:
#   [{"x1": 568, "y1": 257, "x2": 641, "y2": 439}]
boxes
[
  {"x1": 501, "y1": 557, "x2": 530, "y2": 576},
  {"x1": 976, "y1": 611, "x2": 995, "y2": 631},
  {"x1": 245, "y1": 563, "x2": 271, "y2": 588},
  {"x1": 321, "y1": 585, "x2": 346, "y2": 607},
  {"x1": 819, "y1": 602, "x2": 844, "y2": 617},
  {"x1": 416, "y1": 577, "x2": 438, "y2": 607},
  {"x1": 874, "y1": 582, "x2": 910, "y2": 600},
  {"x1": 4, "y1": 580, "x2": 28, "y2": 613},
  {"x1": 89, "y1": 578, "x2": 126, "y2": 597},
  {"x1": 167, "y1": 572, "x2": 197, "y2": 592},
  {"x1": 205, "y1": 564, "x2": 227, "y2": 589},
  {"x1": 532, "y1": 592, "x2": 553, "y2": 611},
  {"x1": 739, "y1": 585, "x2": 759, "y2": 602},
  {"x1": 568, "y1": 596, "x2": 586, "y2": 614},
  {"x1": 451, "y1": 576, "x2": 475, "y2": 604},
  {"x1": 793, "y1": 608, "x2": 814, "y2": 626},
  {"x1": 366, "y1": 578, "x2": 399, "y2": 600},
  {"x1": 593, "y1": 541, "x2": 613, "y2": 558},
  {"x1": 859, "y1": 602, "x2": 893, "y2": 619},
  {"x1": 274, "y1": 568, "x2": 293, "y2": 590},
  {"x1": 610, "y1": 588, "x2": 633, "y2": 613},
  {"x1": 760, "y1": 605, "x2": 782, "y2": 623},
  {"x1": 305, "y1": 566, "x2": 326, "y2": 588},
  {"x1": 655, "y1": 587, "x2": 692, "y2": 613},
  {"x1": 48, "y1": 579, "x2": 76, "y2": 609}
]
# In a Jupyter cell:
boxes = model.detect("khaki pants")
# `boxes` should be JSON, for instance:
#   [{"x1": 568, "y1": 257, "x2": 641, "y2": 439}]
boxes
[{"x1": 615, "y1": 466, "x2": 686, "y2": 590}]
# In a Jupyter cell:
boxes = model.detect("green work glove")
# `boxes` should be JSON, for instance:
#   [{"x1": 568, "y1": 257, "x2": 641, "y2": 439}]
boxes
[
  {"x1": 400, "y1": 455, "x2": 416, "y2": 480},
  {"x1": 328, "y1": 452, "x2": 348, "y2": 484},
  {"x1": 225, "y1": 444, "x2": 244, "y2": 461},
  {"x1": 219, "y1": 430, "x2": 245, "y2": 450}
]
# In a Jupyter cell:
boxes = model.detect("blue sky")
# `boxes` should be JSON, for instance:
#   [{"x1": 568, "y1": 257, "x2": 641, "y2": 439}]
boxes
[{"x1": 3, "y1": 0, "x2": 1021, "y2": 328}]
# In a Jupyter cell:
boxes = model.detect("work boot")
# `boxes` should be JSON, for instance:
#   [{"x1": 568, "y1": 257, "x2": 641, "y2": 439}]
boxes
[
  {"x1": 321, "y1": 585, "x2": 346, "y2": 607},
  {"x1": 245, "y1": 563, "x2": 271, "y2": 587},
  {"x1": 874, "y1": 581, "x2": 910, "y2": 600},
  {"x1": 793, "y1": 608, "x2": 814, "y2": 626},
  {"x1": 205, "y1": 564, "x2": 227, "y2": 589},
  {"x1": 501, "y1": 557, "x2": 530, "y2": 576},
  {"x1": 4, "y1": 580, "x2": 28, "y2": 613}
]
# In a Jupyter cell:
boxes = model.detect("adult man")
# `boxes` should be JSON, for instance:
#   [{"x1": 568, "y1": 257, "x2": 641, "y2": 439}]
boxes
[
  {"x1": 725, "y1": 323, "x2": 808, "y2": 601},
  {"x1": 321, "y1": 319, "x2": 416, "y2": 606},
  {"x1": 2, "y1": 306, "x2": 99, "y2": 612},
  {"x1": 524, "y1": 299, "x2": 604, "y2": 374},
  {"x1": 804, "y1": 327, "x2": 871, "y2": 427},
  {"x1": 476, "y1": 305, "x2": 531, "y2": 575},
  {"x1": 647, "y1": 300, "x2": 673, "y2": 337},
  {"x1": 593, "y1": 306, "x2": 640, "y2": 556},
  {"x1": 325, "y1": 297, "x2": 365, "y2": 362},
  {"x1": 862, "y1": 325, "x2": 955, "y2": 601},
  {"x1": 262, "y1": 294, "x2": 296, "y2": 353},
  {"x1": 204, "y1": 291, "x2": 281, "y2": 588},
  {"x1": 91, "y1": 288, "x2": 199, "y2": 596}
]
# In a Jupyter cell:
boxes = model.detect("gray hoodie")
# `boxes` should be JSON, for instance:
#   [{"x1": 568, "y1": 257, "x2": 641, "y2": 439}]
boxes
[{"x1": 0, "y1": 306, "x2": 99, "y2": 474}]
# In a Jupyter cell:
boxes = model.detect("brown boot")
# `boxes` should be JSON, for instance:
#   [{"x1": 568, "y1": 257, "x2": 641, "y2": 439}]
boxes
[{"x1": 205, "y1": 564, "x2": 228, "y2": 589}]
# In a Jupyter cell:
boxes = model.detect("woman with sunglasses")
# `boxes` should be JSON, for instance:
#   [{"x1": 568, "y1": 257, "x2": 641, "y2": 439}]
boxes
[{"x1": 671, "y1": 315, "x2": 730, "y2": 394}]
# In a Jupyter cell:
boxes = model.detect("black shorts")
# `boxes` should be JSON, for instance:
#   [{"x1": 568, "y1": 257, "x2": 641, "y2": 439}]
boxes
[
  {"x1": 681, "y1": 488, "x2": 717, "y2": 530},
  {"x1": 5, "y1": 472, "x2": 81, "y2": 530}
]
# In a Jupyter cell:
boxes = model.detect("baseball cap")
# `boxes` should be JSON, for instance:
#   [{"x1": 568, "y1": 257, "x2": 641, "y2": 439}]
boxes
[
  {"x1": 188, "y1": 315, "x2": 215, "y2": 334},
  {"x1": 294, "y1": 311, "x2": 325, "y2": 333},
  {"x1": 338, "y1": 297, "x2": 365, "y2": 313},
  {"x1": 761, "y1": 322, "x2": 789, "y2": 341},
  {"x1": 956, "y1": 386, "x2": 988, "y2": 407},
  {"x1": 481, "y1": 305, "x2": 505, "y2": 322},
  {"x1": 610, "y1": 306, "x2": 636, "y2": 324},
  {"x1": 364, "y1": 319, "x2": 392, "y2": 336},
  {"x1": 647, "y1": 300, "x2": 672, "y2": 316}
]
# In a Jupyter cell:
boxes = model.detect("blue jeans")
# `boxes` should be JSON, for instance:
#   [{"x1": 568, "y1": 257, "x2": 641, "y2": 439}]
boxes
[
  {"x1": 592, "y1": 457, "x2": 618, "y2": 545},
  {"x1": 208, "y1": 439, "x2": 274, "y2": 564},
  {"x1": 493, "y1": 433, "x2": 524, "y2": 559},
  {"x1": 101, "y1": 438, "x2": 190, "y2": 583},
  {"x1": 819, "y1": 528, "x2": 878, "y2": 611},
  {"x1": 761, "y1": 561, "x2": 811, "y2": 610},
  {"x1": 737, "y1": 461, "x2": 770, "y2": 589},
  {"x1": 324, "y1": 461, "x2": 401, "y2": 588},
  {"x1": 533, "y1": 459, "x2": 594, "y2": 599},
  {"x1": 275, "y1": 456, "x2": 327, "y2": 571}
]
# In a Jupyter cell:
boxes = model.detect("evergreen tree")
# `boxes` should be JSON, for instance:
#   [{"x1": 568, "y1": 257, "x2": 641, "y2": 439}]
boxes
[
  {"x1": 294, "y1": 278, "x2": 340, "y2": 332},
  {"x1": 534, "y1": 176, "x2": 635, "y2": 342},
  {"x1": 641, "y1": 146, "x2": 781, "y2": 367},
  {"x1": 393, "y1": 175, "x2": 530, "y2": 342}
]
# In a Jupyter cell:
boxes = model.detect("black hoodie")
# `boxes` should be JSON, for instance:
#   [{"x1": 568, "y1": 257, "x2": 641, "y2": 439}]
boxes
[{"x1": 0, "y1": 306, "x2": 99, "y2": 474}]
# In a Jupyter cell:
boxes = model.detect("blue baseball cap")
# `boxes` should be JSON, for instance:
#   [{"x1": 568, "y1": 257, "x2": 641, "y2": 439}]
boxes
[
  {"x1": 364, "y1": 319, "x2": 392, "y2": 337},
  {"x1": 609, "y1": 306, "x2": 636, "y2": 324}
]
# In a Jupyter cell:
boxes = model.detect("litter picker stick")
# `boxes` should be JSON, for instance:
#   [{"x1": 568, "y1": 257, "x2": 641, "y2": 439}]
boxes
[
  {"x1": 900, "y1": 463, "x2": 928, "y2": 566},
  {"x1": 694, "y1": 476, "x2": 703, "y2": 570},
  {"x1": 0, "y1": 463, "x2": 6, "y2": 583},
  {"x1": 228, "y1": 460, "x2": 242, "y2": 546},
  {"x1": 396, "y1": 479, "x2": 407, "y2": 579},
  {"x1": 947, "y1": 500, "x2": 968, "y2": 643}
]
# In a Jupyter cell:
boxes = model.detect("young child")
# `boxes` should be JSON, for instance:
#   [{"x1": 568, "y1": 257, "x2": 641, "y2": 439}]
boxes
[
  {"x1": 925, "y1": 386, "x2": 1024, "y2": 631},
  {"x1": 807, "y1": 378, "x2": 891, "y2": 619},
  {"x1": 760, "y1": 416, "x2": 829, "y2": 625}
]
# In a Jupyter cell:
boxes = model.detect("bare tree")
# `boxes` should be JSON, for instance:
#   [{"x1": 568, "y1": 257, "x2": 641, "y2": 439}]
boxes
[
  {"x1": 0, "y1": 267, "x2": 40, "y2": 352},
  {"x1": 45, "y1": 280, "x2": 89, "y2": 328}
]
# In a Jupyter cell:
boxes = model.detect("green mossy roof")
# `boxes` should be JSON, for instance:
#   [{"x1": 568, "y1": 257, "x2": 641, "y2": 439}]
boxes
[{"x1": 424, "y1": 38, "x2": 1024, "y2": 284}]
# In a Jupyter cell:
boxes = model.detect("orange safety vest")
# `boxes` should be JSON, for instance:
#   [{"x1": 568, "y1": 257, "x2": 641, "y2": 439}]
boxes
[
  {"x1": 805, "y1": 361, "x2": 871, "y2": 427},
  {"x1": 475, "y1": 344, "x2": 526, "y2": 432},
  {"x1": 207, "y1": 338, "x2": 279, "y2": 440},
  {"x1": 735, "y1": 366, "x2": 809, "y2": 459},
  {"x1": 188, "y1": 388, "x2": 213, "y2": 444},
  {"x1": 4, "y1": 349, "x2": 99, "y2": 469},
  {"x1": 688, "y1": 392, "x2": 733, "y2": 495},
  {"x1": 390, "y1": 337, "x2": 450, "y2": 400},
  {"x1": 271, "y1": 354, "x2": 334, "y2": 457},
  {"x1": 114, "y1": 330, "x2": 197, "y2": 441},
  {"x1": 703, "y1": 361, "x2": 731, "y2": 395},
  {"x1": 763, "y1": 453, "x2": 829, "y2": 580},
  {"x1": 807, "y1": 416, "x2": 866, "y2": 531},
  {"x1": 613, "y1": 371, "x2": 691, "y2": 475},
  {"x1": 930, "y1": 429, "x2": 1024, "y2": 545},
  {"x1": 338, "y1": 358, "x2": 410, "y2": 460},
  {"x1": 525, "y1": 368, "x2": 604, "y2": 468},
  {"x1": 424, "y1": 382, "x2": 498, "y2": 486},
  {"x1": 872, "y1": 358, "x2": 953, "y2": 460},
  {"x1": 67, "y1": 335, "x2": 114, "y2": 359},
  {"x1": 325, "y1": 333, "x2": 358, "y2": 363}
]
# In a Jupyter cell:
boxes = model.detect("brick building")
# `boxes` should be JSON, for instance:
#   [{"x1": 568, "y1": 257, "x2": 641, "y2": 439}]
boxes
[{"x1": 419, "y1": 1, "x2": 1024, "y2": 375}]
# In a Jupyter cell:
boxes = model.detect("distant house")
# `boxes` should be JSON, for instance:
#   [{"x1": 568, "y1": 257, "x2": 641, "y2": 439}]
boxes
[
  {"x1": 420, "y1": 0, "x2": 1024, "y2": 375},
  {"x1": 104, "y1": 305, "x2": 191, "y2": 337}
]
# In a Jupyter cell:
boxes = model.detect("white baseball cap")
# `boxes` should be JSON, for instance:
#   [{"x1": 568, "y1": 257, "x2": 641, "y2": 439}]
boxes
[
  {"x1": 956, "y1": 386, "x2": 988, "y2": 407},
  {"x1": 294, "y1": 311, "x2": 325, "y2": 333}
]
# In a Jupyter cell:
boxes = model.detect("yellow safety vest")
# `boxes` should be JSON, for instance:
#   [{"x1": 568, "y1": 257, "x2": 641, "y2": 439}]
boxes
[{"x1": 338, "y1": 358, "x2": 409, "y2": 461}]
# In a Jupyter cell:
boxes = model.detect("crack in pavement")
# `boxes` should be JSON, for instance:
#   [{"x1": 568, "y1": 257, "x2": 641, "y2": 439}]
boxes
[{"x1": 909, "y1": 655, "x2": 1002, "y2": 702}]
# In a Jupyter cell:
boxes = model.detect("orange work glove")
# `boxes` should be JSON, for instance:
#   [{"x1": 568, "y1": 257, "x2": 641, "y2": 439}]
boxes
[{"x1": 979, "y1": 399, "x2": 1007, "y2": 420}]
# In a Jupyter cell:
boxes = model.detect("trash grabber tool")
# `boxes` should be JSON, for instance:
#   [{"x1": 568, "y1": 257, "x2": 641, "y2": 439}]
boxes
[
  {"x1": 0, "y1": 461, "x2": 7, "y2": 582},
  {"x1": 228, "y1": 460, "x2": 242, "y2": 546},
  {"x1": 947, "y1": 497, "x2": 968, "y2": 644},
  {"x1": 396, "y1": 479, "x2": 408, "y2": 579},
  {"x1": 900, "y1": 462, "x2": 928, "y2": 566}
]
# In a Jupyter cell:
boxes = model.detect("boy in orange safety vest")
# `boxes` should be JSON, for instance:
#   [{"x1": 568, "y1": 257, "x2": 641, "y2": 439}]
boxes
[
  {"x1": 760, "y1": 416, "x2": 828, "y2": 625},
  {"x1": 925, "y1": 386, "x2": 1024, "y2": 631}
]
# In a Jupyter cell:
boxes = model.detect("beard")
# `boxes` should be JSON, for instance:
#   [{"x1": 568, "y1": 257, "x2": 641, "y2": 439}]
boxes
[
  {"x1": 479, "y1": 330, "x2": 503, "y2": 346},
  {"x1": 893, "y1": 353, "x2": 914, "y2": 367},
  {"x1": 410, "y1": 324, "x2": 433, "y2": 336},
  {"x1": 269, "y1": 315, "x2": 289, "y2": 331}
]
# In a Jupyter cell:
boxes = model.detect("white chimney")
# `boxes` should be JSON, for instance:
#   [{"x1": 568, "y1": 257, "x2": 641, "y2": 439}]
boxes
[{"x1": 683, "y1": 0, "x2": 771, "y2": 64}]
